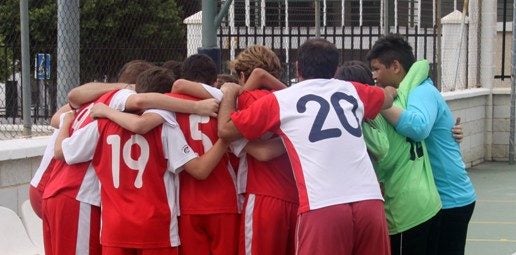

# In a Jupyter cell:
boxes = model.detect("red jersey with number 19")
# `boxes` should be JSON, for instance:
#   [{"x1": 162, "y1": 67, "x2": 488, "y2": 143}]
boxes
[
  {"x1": 231, "y1": 79, "x2": 385, "y2": 213},
  {"x1": 62, "y1": 119, "x2": 198, "y2": 248}
]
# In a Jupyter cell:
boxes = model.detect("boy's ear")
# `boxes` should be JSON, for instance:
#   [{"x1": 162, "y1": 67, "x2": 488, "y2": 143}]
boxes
[
  {"x1": 295, "y1": 61, "x2": 302, "y2": 80},
  {"x1": 239, "y1": 71, "x2": 246, "y2": 84},
  {"x1": 391, "y1": 60, "x2": 403, "y2": 74}
]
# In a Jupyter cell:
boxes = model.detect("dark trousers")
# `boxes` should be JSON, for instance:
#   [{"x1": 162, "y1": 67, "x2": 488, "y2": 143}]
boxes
[
  {"x1": 437, "y1": 202, "x2": 476, "y2": 255},
  {"x1": 390, "y1": 212, "x2": 441, "y2": 255}
]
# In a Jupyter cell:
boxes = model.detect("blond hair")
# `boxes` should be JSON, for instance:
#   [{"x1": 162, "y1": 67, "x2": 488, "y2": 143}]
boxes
[{"x1": 229, "y1": 45, "x2": 282, "y2": 82}]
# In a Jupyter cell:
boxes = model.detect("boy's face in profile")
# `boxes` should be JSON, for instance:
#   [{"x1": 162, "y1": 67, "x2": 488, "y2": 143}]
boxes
[{"x1": 370, "y1": 58, "x2": 401, "y2": 88}]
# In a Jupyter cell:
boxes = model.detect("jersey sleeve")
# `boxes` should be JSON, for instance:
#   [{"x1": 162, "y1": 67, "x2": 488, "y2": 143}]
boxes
[
  {"x1": 109, "y1": 89, "x2": 136, "y2": 111},
  {"x1": 62, "y1": 121, "x2": 100, "y2": 165},
  {"x1": 395, "y1": 83, "x2": 438, "y2": 142},
  {"x1": 351, "y1": 82, "x2": 385, "y2": 120},
  {"x1": 231, "y1": 94, "x2": 281, "y2": 140},
  {"x1": 144, "y1": 109, "x2": 178, "y2": 127},
  {"x1": 202, "y1": 84, "x2": 223, "y2": 102},
  {"x1": 30, "y1": 130, "x2": 59, "y2": 186},
  {"x1": 162, "y1": 124, "x2": 199, "y2": 173}
]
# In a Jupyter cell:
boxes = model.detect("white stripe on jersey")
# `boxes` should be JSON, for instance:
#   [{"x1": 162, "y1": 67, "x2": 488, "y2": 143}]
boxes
[
  {"x1": 76, "y1": 202, "x2": 91, "y2": 255},
  {"x1": 164, "y1": 171, "x2": 180, "y2": 247},
  {"x1": 244, "y1": 194, "x2": 256, "y2": 255},
  {"x1": 225, "y1": 159, "x2": 242, "y2": 213},
  {"x1": 76, "y1": 164, "x2": 101, "y2": 206}
]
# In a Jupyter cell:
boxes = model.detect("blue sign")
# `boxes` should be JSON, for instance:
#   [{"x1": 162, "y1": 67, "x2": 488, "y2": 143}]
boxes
[{"x1": 35, "y1": 53, "x2": 51, "y2": 80}]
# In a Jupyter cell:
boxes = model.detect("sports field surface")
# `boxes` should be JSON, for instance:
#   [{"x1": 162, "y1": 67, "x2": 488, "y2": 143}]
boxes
[{"x1": 466, "y1": 162, "x2": 516, "y2": 255}]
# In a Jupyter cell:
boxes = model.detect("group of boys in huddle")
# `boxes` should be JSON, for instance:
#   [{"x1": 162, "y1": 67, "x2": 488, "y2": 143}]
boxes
[{"x1": 29, "y1": 34, "x2": 475, "y2": 255}]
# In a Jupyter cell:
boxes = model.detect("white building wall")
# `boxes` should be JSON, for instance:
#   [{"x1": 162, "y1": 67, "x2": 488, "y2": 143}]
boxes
[
  {"x1": 441, "y1": 10, "x2": 468, "y2": 92},
  {"x1": 0, "y1": 137, "x2": 48, "y2": 215}
]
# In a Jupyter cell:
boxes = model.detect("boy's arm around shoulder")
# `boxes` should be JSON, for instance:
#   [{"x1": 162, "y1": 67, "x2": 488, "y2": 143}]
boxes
[
  {"x1": 243, "y1": 68, "x2": 287, "y2": 91},
  {"x1": 68, "y1": 82, "x2": 129, "y2": 109},
  {"x1": 90, "y1": 103, "x2": 165, "y2": 134},
  {"x1": 183, "y1": 139, "x2": 229, "y2": 180},
  {"x1": 124, "y1": 91, "x2": 218, "y2": 117}
]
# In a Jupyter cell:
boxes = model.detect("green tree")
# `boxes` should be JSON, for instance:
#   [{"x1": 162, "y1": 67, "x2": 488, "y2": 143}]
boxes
[
  {"x1": 80, "y1": 0, "x2": 186, "y2": 81},
  {"x1": 0, "y1": 0, "x2": 56, "y2": 82},
  {"x1": 0, "y1": 0, "x2": 187, "y2": 83}
]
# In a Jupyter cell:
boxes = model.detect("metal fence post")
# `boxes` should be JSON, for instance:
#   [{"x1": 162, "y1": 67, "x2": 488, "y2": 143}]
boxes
[
  {"x1": 435, "y1": 0, "x2": 442, "y2": 90},
  {"x1": 315, "y1": 0, "x2": 321, "y2": 37},
  {"x1": 57, "y1": 0, "x2": 80, "y2": 107},
  {"x1": 20, "y1": 0, "x2": 31, "y2": 137},
  {"x1": 509, "y1": 0, "x2": 515, "y2": 164},
  {"x1": 383, "y1": 0, "x2": 389, "y2": 35}
]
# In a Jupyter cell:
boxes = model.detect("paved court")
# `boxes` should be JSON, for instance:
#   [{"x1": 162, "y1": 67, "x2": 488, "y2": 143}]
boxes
[{"x1": 465, "y1": 162, "x2": 516, "y2": 255}]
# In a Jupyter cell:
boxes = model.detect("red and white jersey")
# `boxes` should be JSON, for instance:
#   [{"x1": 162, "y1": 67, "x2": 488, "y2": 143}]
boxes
[
  {"x1": 30, "y1": 130, "x2": 59, "y2": 191},
  {"x1": 236, "y1": 90, "x2": 298, "y2": 203},
  {"x1": 42, "y1": 89, "x2": 135, "y2": 206},
  {"x1": 61, "y1": 118, "x2": 197, "y2": 248},
  {"x1": 153, "y1": 92, "x2": 239, "y2": 215},
  {"x1": 201, "y1": 85, "x2": 248, "y2": 199},
  {"x1": 231, "y1": 79, "x2": 384, "y2": 213}
]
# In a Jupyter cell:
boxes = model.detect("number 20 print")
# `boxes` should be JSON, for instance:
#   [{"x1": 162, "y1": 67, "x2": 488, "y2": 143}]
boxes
[{"x1": 297, "y1": 92, "x2": 362, "y2": 143}]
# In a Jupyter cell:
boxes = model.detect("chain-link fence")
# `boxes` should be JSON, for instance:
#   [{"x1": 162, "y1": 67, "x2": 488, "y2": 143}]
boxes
[
  {"x1": 0, "y1": 0, "x2": 200, "y2": 139},
  {"x1": 0, "y1": 0, "x2": 471, "y2": 139}
]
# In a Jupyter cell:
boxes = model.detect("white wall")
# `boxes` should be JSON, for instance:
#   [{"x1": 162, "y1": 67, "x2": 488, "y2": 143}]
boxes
[{"x1": 0, "y1": 137, "x2": 48, "y2": 215}]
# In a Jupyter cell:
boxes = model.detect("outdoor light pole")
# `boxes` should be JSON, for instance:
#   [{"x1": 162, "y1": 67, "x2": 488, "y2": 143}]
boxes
[{"x1": 199, "y1": 0, "x2": 233, "y2": 72}]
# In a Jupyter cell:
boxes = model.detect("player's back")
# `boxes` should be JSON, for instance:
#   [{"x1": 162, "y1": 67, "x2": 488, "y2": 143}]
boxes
[
  {"x1": 92, "y1": 118, "x2": 180, "y2": 248},
  {"x1": 43, "y1": 90, "x2": 121, "y2": 204},
  {"x1": 237, "y1": 90, "x2": 298, "y2": 203},
  {"x1": 271, "y1": 79, "x2": 383, "y2": 212},
  {"x1": 168, "y1": 93, "x2": 239, "y2": 214}
]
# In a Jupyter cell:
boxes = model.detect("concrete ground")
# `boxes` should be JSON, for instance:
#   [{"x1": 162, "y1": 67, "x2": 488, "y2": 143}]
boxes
[{"x1": 466, "y1": 162, "x2": 516, "y2": 255}]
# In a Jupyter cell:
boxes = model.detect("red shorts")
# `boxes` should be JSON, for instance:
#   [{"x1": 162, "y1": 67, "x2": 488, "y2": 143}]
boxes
[
  {"x1": 179, "y1": 213, "x2": 239, "y2": 255},
  {"x1": 30, "y1": 161, "x2": 55, "y2": 219},
  {"x1": 239, "y1": 194, "x2": 298, "y2": 255},
  {"x1": 296, "y1": 200, "x2": 390, "y2": 255},
  {"x1": 29, "y1": 185, "x2": 43, "y2": 219},
  {"x1": 42, "y1": 195, "x2": 101, "y2": 255},
  {"x1": 102, "y1": 246, "x2": 178, "y2": 255}
]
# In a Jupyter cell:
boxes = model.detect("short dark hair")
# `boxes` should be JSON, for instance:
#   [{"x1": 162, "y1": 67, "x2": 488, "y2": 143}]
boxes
[
  {"x1": 135, "y1": 67, "x2": 175, "y2": 94},
  {"x1": 117, "y1": 60, "x2": 155, "y2": 84},
  {"x1": 182, "y1": 54, "x2": 217, "y2": 85},
  {"x1": 297, "y1": 38, "x2": 340, "y2": 79},
  {"x1": 162, "y1": 60, "x2": 182, "y2": 78},
  {"x1": 366, "y1": 34, "x2": 415, "y2": 72},
  {"x1": 335, "y1": 61, "x2": 375, "y2": 85},
  {"x1": 215, "y1": 74, "x2": 239, "y2": 89}
]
